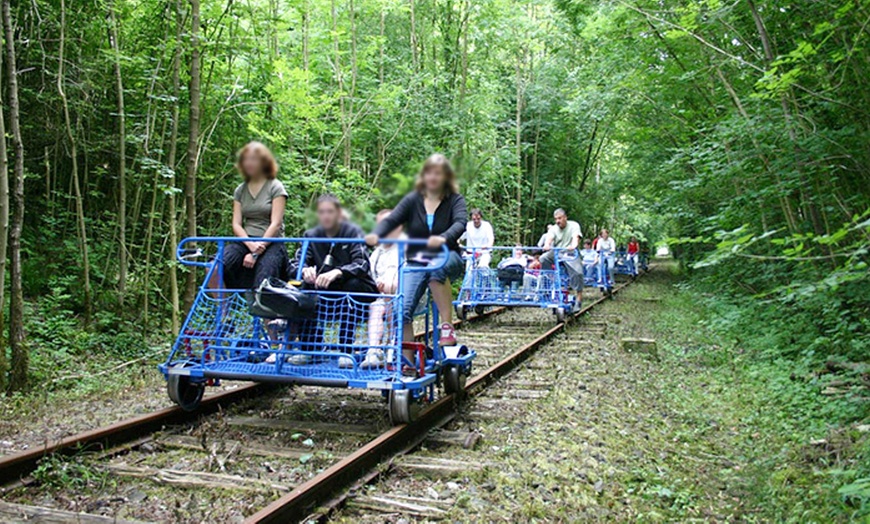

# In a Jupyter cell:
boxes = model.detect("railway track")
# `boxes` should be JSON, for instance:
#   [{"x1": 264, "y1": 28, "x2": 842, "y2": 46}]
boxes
[{"x1": 0, "y1": 275, "x2": 643, "y2": 523}]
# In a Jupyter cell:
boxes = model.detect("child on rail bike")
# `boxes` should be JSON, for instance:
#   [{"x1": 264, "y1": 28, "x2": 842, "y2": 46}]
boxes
[{"x1": 364, "y1": 209, "x2": 404, "y2": 368}]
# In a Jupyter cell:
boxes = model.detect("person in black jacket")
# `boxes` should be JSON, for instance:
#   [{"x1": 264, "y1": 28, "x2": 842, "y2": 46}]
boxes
[
  {"x1": 287, "y1": 194, "x2": 377, "y2": 364},
  {"x1": 366, "y1": 154, "x2": 466, "y2": 363}
]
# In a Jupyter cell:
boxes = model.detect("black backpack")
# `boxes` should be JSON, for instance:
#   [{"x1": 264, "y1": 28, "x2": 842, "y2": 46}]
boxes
[
  {"x1": 497, "y1": 264, "x2": 525, "y2": 286},
  {"x1": 246, "y1": 277, "x2": 319, "y2": 319}
]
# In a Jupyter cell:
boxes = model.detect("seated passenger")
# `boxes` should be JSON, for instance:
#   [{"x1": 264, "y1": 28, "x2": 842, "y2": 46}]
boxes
[
  {"x1": 287, "y1": 195, "x2": 378, "y2": 364},
  {"x1": 497, "y1": 246, "x2": 541, "y2": 296},
  {"x1": 461, "y1": 208, "x2": 495, "y2": 269},
  {"x1": 496, "y1": 246, "x2": 530, "y2": 290},
  {"x1": 580, "y1": 240, "x2": 598, "y2": 283},
  {"x1": 364, "y1": 209, "x2": 403, "y2": 368},
  {"x1": 366, "y1": 154, "x2": 466, "y2": 370},
  {"x1": 222, "y1": 142, "x2": 288, "y2": 290}
]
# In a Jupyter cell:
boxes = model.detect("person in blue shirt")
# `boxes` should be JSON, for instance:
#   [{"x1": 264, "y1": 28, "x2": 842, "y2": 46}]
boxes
[{"x1": 579, "y1": 240, "x2": 598, "y2": 285}]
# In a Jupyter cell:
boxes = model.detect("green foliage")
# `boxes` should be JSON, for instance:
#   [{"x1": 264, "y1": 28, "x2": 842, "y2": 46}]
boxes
[{"x1": 32, "y1": 454, "x2": 112, "y2": 491}]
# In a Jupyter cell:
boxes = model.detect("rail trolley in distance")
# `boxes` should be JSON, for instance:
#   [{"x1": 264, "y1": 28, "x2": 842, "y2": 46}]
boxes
[
  {"x1": 453, "y1": 246, "x2": 581, "y2": 324},
  {"x1": 159, "y1": 237, "x2": 476, "y2": 425}
]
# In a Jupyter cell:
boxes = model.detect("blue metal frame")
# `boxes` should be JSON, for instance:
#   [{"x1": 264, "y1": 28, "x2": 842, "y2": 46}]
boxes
[
  {"x1": 613, "y1": 250, "x2": 636, "y2": 276},
  {"x1": 453, "y1": 246, "x2": 578, "y2": 314},
  {"x1": 159, "y1": 237, "x2": 476, "y2": 398}
]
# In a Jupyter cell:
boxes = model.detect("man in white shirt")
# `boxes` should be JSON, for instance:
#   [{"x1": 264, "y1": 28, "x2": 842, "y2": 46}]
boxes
[
  {"x1": 596, "y1": 228, "x2": 616, "y2": 292},
  {"x1": 462, "y1": 209, "x2": 495, "y2": 268}
]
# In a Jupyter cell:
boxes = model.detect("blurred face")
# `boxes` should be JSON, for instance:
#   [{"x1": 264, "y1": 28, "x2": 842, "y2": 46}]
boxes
[
  {"x1": 513, "y1": 247, "x2": 523, "y2": 258},
  {"x1": 242, "y1": 149, "x2": 266, "y2": 180},
  {"x1": 554, "y1": 212, "x2": 567, "y2": 229},
  {"x1": 601, "y1": 229, "x2": 609, "y2": 239},
  {"x1": 423, "y1": 164, "x2": 447, "y2": 193},
  {"x1": 317, "y1": 202, "x2": 341, "y2": 232},
  {"x1": 472, "y1": 213, "x2": 482, "y2": 227},
  {"x1": 584, "y1": 242, "x2": 591, "y2": 249}
]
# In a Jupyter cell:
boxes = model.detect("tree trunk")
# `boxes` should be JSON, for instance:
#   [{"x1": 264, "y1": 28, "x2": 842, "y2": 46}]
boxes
[
  {"x1": 409, "y1": 0, "x2": 418, "y2": 71},
  {"x1": 183, "y1": 0, "x2": 202, "y2": 312},
  {"x1": 108, "y1": 0, "x2": 128, "y2": 305},
  {"x1": 166, "y1": 0, "x2": 183, "y2": 332},
  {"x1": 302, "y1": 0, "x2": 310, "y2": 72},
  {"x1": 58, "y1": 0, "x2": 93, "y2": 326},
  {"x1": 514, "y1": 51, "x2": 523, "y2": 244},
  {"x1": 346, "y1": 0, "x2": 357, "y2": 169},
  {"x1": 0, "y1": 28, "x2": 8, "y2": 390},
  {"x1": 331, "y1": 0, "x2": 348, "y2": 170},
  {"x1": 3, "y1": 0, "x2": 28, "y2": 390}
]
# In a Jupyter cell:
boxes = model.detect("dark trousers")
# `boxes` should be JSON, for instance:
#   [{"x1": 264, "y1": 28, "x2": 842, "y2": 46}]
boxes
[
  {"x1": 222, "y1": 242, "x2": 288, "y2": 290},
  {"x1": 297, "y1": 276, "x2": 377, "y2": 353}
]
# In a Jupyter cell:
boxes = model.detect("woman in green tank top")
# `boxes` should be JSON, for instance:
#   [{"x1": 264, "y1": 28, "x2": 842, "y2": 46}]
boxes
[{"x1": 222, "y1": 141, "x2": 289, "y2": 289}]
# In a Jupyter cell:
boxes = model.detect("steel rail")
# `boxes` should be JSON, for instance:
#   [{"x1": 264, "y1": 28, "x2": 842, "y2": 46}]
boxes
[
  {"x1": 0, "y1": 383, "x2": 269, "y2": 486},
  {"x1": 247, "y1": 277, "x2": 639, "y2": 523},
  {"x1": 0, "y1": 307, "x2": 504, "y2": 488}
]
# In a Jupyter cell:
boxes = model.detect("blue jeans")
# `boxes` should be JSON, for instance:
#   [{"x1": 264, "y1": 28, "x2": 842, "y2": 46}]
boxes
[
  {"x1": 597, "y1": 253, "x2": 615, "y2": 289},
  {"x1": 583, "y1": 263, "x2": 597, "y2": 284},
  {"x1": 402, "y1": 250, "x2": 464, "y2": 324}
]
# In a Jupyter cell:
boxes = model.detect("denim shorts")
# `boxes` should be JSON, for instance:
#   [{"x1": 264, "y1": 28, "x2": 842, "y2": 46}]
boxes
[{"x1": 402, "y1": 250, "x2": 464, "y2": 324}]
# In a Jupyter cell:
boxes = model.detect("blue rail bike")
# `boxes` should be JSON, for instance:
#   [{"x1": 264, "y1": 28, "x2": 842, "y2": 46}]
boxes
[
  {"x1": 159, "y1": 237, "x2": 476, "y2": 425},
  {"x1": 454, "y1": 246, "x2": 580, "y2": 324},
  {"x1": 613, "y1": 250, "x2": 636, "y2": 278}
]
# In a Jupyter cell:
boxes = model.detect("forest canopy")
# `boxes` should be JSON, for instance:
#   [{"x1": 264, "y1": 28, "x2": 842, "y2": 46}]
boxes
[{"x1": 0, "y1": 0, "x2": 867, "y2": 391}]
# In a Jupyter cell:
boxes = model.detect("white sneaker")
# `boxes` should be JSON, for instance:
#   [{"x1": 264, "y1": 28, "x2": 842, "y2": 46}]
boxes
[
  {"x1": 338, "y1": 355, "x2": 355, "y2": 368},
  {"x1": 360, "y1": 349, "x2": 385, "y2": 369},
  {"x1": 265, "y1": 353, "x2": 277, "y2": 364},
  {"x1": 287, "y1": 354, "x2": 310, "y2": 365}
]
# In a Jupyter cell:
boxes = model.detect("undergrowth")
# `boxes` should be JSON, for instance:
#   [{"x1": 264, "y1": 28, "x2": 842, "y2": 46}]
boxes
[{"x1": 653, "y1": 263, "x2": 870, "y2": 521}]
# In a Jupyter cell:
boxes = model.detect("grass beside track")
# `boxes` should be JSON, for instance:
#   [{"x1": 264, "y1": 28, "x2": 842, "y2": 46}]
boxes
[{"x1": 349, "y1": 262, "x2": 867, "y2": 522}]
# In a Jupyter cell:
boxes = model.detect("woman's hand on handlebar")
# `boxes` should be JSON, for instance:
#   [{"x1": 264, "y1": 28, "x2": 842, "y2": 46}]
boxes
[
  {"x1": 427, "y1": 235, "x2": 446, "y2": 249},
  {"x1": 365, "y1": 233, "x2": 379, "y2": 247}
]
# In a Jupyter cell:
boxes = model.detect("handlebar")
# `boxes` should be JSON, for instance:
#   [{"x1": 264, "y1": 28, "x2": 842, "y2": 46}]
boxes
[{"x1": 175, "y1": 236, "x2": 450, "y2": 272}]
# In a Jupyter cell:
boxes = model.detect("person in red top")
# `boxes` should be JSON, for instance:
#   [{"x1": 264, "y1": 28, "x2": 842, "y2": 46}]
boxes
[{"x1": 627, "y1": 236, "x2": 640, "y2": 276}]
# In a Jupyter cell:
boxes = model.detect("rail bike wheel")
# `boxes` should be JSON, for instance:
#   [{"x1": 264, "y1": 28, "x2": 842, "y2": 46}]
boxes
[
  {"x1": 474, "y1": 305, "x2": 486, "y2": 316},
  {"x1": 455, "y1": 305, "x2": 468, "y2": 321},
  {"x1": 167, "y1": 373, "x2": 205, "y2": 412},
  {"x1": 388, "y1": 389, "x2": 421, "y2": 425},
  {"x1": 443, "y1": 365, "x2": 467, "y2": 396},
  {"x1": 554, "y1": 308, "x2": 567, "y2": 324}
]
